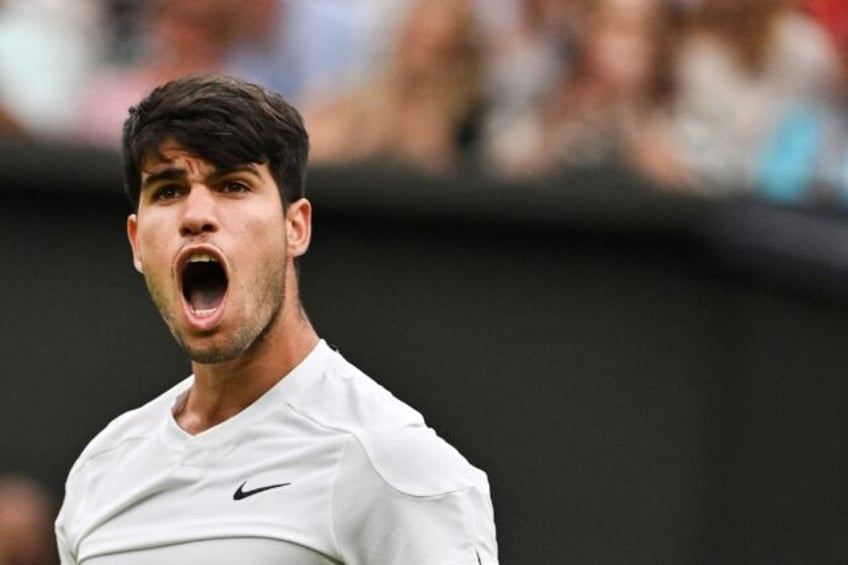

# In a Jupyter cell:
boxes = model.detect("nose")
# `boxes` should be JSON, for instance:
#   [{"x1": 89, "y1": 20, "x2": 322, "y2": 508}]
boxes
[{"x1": 179, "y1": 185, "x2": 219, "y2": 237}]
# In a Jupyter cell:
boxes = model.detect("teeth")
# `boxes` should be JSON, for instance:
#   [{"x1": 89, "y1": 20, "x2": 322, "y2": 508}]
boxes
[
  {"x1": 192, "y1": 307, "x2": 217, "y2": 318},
  {"x1": 188, "y1": 253, "x2": 217, "y2": 263}
]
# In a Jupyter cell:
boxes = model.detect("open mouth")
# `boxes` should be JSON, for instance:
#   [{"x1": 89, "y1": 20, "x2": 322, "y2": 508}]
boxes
[{"x1": 181, "y1": 252, "x2": 228, "y2": 318}]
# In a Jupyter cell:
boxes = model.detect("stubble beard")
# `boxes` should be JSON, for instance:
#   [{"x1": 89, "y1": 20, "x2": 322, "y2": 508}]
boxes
[{"x1": 145, "y1": 260, "x2": 287, "y2": 365}]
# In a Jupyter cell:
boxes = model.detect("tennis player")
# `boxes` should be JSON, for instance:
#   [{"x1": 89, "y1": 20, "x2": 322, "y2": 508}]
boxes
[{"x1": 55, "y1": 74, "x2": 498, "y2": 564}]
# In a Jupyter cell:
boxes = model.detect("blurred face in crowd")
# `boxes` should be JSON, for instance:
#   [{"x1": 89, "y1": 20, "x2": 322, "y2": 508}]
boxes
[
  {"x1": 584, "y1": 0, "x2": 661, "y2": 95},
  {"x1": 151, "y1": 0, "x2": 242, "y2": 68},
  {"x1": 399, "y1": 0, "x2": 476, "y2": 75},
  {"x1": 127, "y1": 141, "x2": 311, "y2": 365}
]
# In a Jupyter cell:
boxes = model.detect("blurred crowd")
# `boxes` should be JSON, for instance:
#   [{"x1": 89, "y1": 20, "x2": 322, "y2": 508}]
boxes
[
  {"x1": 0, "y1": 0, "x2": 847, "y2": 204},
  {"x1": 0, "y1": 475, "x2": 57, "y2": 565}
]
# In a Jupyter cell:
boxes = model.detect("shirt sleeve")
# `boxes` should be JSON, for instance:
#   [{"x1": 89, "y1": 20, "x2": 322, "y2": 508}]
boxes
[
  {"x1": 56, "y1": 514, "x2": 78, "y2": 565},
  {"x1": 331, "y1": 429, "x2": 498, "y2": 565}
]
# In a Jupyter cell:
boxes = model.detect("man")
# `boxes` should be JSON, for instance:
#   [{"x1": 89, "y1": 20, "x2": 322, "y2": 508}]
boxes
[{"x1": 55, "y1": 74, "x2": 498, "y2": 564}]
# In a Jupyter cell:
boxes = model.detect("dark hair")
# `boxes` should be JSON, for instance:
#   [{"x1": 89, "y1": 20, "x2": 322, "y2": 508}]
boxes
[{"x1": 122, "y1": 74, "x2": 309, "y2": 210}]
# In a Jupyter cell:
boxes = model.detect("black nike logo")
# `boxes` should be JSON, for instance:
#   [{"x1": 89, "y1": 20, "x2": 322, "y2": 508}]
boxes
[{"x1": 233, "y1": 480, "x2": 291, "y2": 501}]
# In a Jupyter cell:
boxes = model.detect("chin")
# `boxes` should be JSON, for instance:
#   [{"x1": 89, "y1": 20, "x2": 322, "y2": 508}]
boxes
[
  {"x1": 187, "y1": 349, "x2": 239, "y2": 365},
  {"x1": 180, "y1": 336, "x2": 246, "y2": 365}
]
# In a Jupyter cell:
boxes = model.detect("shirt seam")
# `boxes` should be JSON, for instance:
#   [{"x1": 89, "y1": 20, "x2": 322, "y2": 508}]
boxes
[
  {"x1": 286, "y1": 402, "x2": 474, "y2": 499},
  {"x1": 327, "y1": 433, "x2": 350, "y2": 560},
  {"x1": 66, "y1": 435, "x2": 147, "y2": 481}
]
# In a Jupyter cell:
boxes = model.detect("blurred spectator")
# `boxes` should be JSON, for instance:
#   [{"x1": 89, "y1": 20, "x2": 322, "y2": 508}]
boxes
[
  {"x1": 478, "y1": 0, "x2": 579, "y2": 175},
  {"x1": 221, "y1": 0, "x2": 305, "y2": 100},
  {"x1": 75, "y1": 0, "x2": 395, "y2": 148},
  {"x1": 752, "y1": 0, "x2": 848, "y2": 204},
  {"x1": 481, "y1": 0, "x2": 688, "y2": 187},
  {"x1": 306, "y1": 0, "x2": 484, "y2": 173},
  {"x1": 0, "y1": 105, "x2": 25, "y2": 137},
  {"x1": 804, "y1": 0, "x2": 848, "y2": 69},
  {"x1": 100, "y1": 0, "x2": 147, "y2": 66},
  {"x1": 669, "y1": 0, "x2": 841, "y2": 196},
  {"x1": 0, "y1": 475, "x2": 57, "y2": 565},
  {"x1": 0, "y1": 0, "x2": 103, "y2": 139},
  {"x1": 224, "y1": 0, "x2": 372, "y2": 104},
  {"x1": 74, "y1": 0, "x2": 243, "y2": 147}
]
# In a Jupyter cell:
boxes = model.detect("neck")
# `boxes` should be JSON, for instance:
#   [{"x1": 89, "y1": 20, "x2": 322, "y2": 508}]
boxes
[{"x1": 176, "y1": 291, "x2": 319, "y2": 435}]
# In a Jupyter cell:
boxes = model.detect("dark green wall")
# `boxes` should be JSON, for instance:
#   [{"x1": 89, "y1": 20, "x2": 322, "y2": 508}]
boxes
[{"x1": 3, "y1": 140, "x2": 848, "y2": 563}]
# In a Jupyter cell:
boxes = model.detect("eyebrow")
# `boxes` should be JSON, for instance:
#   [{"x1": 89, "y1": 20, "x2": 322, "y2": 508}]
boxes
[
  {"x1": 141, "y1": 164, "x2": 262, "y2": 191},
  {"x1": 141, "y1": 168, "x2": 187, "y2": 191}
]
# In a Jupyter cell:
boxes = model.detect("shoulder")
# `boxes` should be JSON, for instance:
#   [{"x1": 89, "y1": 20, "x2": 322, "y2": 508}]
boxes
[
  {"x1": 287, "y1": 344, "x2": 426, "y2": 436},
  {"x1": 65, "y1": 378, "x2": 190, "y2": 481},
  {"x1": 354, "y1": 425, "x2": 489, "y2": 497},
  {"x1": 290, "y1": 344, "x2": 488, "y2": 496}
]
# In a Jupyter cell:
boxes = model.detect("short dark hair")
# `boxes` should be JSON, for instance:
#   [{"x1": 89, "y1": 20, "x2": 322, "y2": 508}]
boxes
[{"x1": 122, "y1": 74, "x2": 309, "y2": 211}]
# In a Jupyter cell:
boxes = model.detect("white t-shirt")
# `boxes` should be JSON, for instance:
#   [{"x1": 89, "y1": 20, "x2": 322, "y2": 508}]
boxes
[{"x1": 56, "y1": 340, "x2": 498, "y2": 564}]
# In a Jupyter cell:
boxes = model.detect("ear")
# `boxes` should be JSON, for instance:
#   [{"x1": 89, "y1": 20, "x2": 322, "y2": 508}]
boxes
[
  {"x1": 285, "y1": 198, "x2": 312, "y2": 259},
  {"x1": 127, "y1": 214, "x2": 144, "y2": 273}
]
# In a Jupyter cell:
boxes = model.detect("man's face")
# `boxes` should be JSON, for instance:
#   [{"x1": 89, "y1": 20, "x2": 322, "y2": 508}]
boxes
[{"x1": 127, "y1": 141, "x2": 298, "y2": 364}]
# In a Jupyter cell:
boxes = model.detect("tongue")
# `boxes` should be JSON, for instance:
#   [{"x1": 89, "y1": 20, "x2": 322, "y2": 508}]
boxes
[{"x1": 189, "y1": 287, "x2": 224, "y2": 311}]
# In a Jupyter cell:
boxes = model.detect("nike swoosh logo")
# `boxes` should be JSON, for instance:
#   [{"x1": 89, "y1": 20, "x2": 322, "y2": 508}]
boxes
[{"x1": 233, "y1": 480, "x2": 291, "y2": 501}]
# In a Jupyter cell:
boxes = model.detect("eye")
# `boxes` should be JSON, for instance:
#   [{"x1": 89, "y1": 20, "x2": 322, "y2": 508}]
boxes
[
  {"x1": 151, "y1": 184, "x2": 184, "y2": 202},
  {"x1": 221, "y1": 180, "x2": 251, "y2": 194}
]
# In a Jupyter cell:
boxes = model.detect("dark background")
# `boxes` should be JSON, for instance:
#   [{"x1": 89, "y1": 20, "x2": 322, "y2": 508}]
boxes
[{"x1": 3, "y1": 139, "x2": 848, "y2": 563}]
